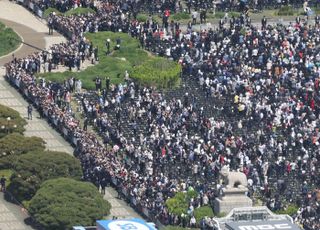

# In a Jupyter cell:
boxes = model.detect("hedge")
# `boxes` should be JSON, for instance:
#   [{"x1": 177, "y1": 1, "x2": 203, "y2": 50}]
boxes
[
  {"x1": 7, "y1": 150, "x2": 83, "y2": 202},
  {"x1": 0, "y1": 104, "x2": 26, "y2": 138},
  {"x1": 0, "y1": 133, "x2": 45, "y2": 156},
  {"x1": 29, "y1": 178, "x2": 111, "y2": 230}
]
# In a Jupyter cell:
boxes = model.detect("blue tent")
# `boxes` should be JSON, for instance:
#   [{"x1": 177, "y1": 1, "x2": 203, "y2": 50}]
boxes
[{"x1": 97, "y1": 218, "x2": 157, "y2": 230}]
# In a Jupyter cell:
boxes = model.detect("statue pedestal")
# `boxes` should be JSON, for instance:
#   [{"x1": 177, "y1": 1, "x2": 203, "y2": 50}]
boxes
[
  {"x1": 214, "y1": 167, "x2": 253, "y2": 214},
  {"x1": 214, "y1": 193, "x2": 253, "y2": 214}
]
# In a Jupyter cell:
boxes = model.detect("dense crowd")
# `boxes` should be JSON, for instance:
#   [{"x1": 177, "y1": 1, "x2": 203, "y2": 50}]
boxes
[{"x1": 8, "y1": 0, "x2": 320, "y2": 229}]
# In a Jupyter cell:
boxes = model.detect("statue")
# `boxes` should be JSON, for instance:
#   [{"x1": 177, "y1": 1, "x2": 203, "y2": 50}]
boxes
[{"x1": 214, "y1": 166, "x2": 253, "y2": 214}]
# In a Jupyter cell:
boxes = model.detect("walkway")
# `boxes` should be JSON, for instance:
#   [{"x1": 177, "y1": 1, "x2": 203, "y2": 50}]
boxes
[{"x1": 0, "y1": 0, "x2": 142, "y2": 223}]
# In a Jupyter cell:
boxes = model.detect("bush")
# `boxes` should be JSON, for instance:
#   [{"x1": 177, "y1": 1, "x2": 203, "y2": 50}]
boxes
[
  {"x1": 137, "y1": 14, "x2": 148, "y2": 22},
  {"x1": 131, "y1": 57, "x2": 181, "y2": 88},
  {"x1": 171, "y1": 12, "x2": 190, "y2": 21},
  {"x1": 0, "y1": 104, "x2": 26, "y2": 138},
  {"x1": 7, "y1": 151, "x2": 82, "y2": 202},
  {"x1": 64, "y1": 7, "x2": 96, "y2": 16},
  {"x1": 194, "y1": 206, "x2": 214, "y2": 222},
  {"x1": 43, "y1": 7, "x2": 62, "y2": 18},
  {"x1": 165, "y1": 190, "x2": 198, "y2": 216},
  {"x1": 274, "y1": 204, "x2": 299, "y2": 216},
  {"x1": 29, "y1": 178, "x2": 110, "y2": 230},
  {"x1": 277, "y1": 6, "x2": 295, "y2": 16},
  {"x1": 0, "y1": 133, "x2": 45, "y2": 156}
]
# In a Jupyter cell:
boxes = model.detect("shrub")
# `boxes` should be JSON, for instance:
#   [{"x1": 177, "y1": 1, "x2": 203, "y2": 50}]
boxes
[
  {"x1": 194, "y1": 206, "x2": 214, "y2": 222},
  {"x1": 277, "y1": 6, "x2": 295, "y2": 16},
  {"x1": 274, "y1": 204, "x2": 299, "y2": 216},
  {"x1": 136, "y1": 14, "x2": 148, "y2": 22},
  {"x1": 43, "y1": 7, "x2": 62, "y2": 18},
  {"x1": 64, "y1": 7, "x2": 96, "y2": 16},
  {"x1": 7, "y1": 151, "x2": 82, "y2": 202},
  {"x1": 165, "y1": 190, "x2": 198, "y2": 216},
  {"x1": 131, "y1": 57, "x2": 181, "y2": 88},
  {"x1": 0, "y1": 104, "x2": 26, "y2": 138},
  {"x1": 171, "y1": 12, "x2": 190, "y2": 21},
  {"x1": 0, "y1": 133, "x2": 45, "y2": 156},
  {"x1": 29, "y1": 178, "x2": 110, "y2": 230}
]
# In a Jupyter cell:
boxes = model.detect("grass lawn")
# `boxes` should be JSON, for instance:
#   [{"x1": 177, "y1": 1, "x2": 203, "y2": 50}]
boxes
[
  {"x1": 0, "y1": 169, "x2": 13, "y2": 187},
  {"x1": 0, "y1": 22, "x2": 21, "y2": 57},
  {"x1": 38, "y1": 31, "x2": 180, "y2": 89}
]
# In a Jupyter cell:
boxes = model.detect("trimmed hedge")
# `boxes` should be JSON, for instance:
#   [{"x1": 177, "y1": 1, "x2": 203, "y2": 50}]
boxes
[
  {"x1": 0, "y1": 104, "x2": 26, "y2": 138},
  {"x1": 131, "y1": 57, "x2": 181, "y2": 88},
  {"x1": 0, "y1": 133, "x2": 45, "y2": 156},
  {"x1": 29, "y1": 178, "x2": 111, "y2": 230},
  {"x1": 7, "y1": 150, "x2": 83, "y2": 202}
]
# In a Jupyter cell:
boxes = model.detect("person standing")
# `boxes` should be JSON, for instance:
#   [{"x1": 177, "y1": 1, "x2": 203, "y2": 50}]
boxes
[
  {"x1": 261, "y1": 16, "x2": 267, "y2": 30},
  {"x1": 83, "y1": 116, "x2": 88, "y2": 131},
  {"x1": 192, "y1": 10, "x2": 198, "y2": 25},
  {"x1": 105, "y1": 76, "x2": 110, "y2": 92},
  {"x1": 27, "y1": 104, "x2": 33, "y2": 120},
  {"x1": 0, "y1": 176, "x2": 6, "y2": 192}
]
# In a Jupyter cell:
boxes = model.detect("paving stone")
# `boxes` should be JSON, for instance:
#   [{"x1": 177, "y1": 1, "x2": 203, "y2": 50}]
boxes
[
  {"x1": 0, "y1": 99, "x2": 22, "y2": 107},
  {"x1": 110, "y1": 208, "x2": 130, "y2": 216},
  {"x1": 108, "y1": 199, "x2": 122, "y2": 208},
  {"x1": 0, "y1": 91, "x2": 14, "y2": 99},
  {"x1": 24, "y1": 123, "x2": 47, "y2": 132}
]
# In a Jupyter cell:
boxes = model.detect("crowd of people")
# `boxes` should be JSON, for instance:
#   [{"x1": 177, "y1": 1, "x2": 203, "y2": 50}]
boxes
[{"x1": 7, "y1": 0, "x2": 320, "y2": 229}]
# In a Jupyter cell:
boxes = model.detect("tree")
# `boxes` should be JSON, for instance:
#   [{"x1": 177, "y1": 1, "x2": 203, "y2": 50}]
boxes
[
  {"x1": 7, "y1": 151, "x2": 82, "y2": 202},
  {"x1": 165, "y1": 190, "x2": 198, "y2": 216},
  {"x1": 0, "y1": 133, "x2": 45, "y2": 156},
  {"x1": 29, "y1": 178, "x2": 111, "y2": 230},
  {"x1": 0, "y1": 104, "x2": 26, "y2": 138}
]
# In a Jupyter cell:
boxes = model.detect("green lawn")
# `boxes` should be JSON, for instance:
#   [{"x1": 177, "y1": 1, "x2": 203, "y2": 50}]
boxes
[
  {"x1": 0, "y1": 22, "x2": 21, "y2": 57},
  {"x1": 38, "y1": 31, "x2": 180, "y2": 89}
]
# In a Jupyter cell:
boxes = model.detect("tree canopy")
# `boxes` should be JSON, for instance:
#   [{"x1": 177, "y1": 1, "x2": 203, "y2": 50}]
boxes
[
  {"x1": 0, "y1": 133, "x2": 45, "y2": 156},
  {"x1": 29, "y1": 178, "x2": 111, "y2": 230},
  {"x1": 0, "y1": 104, "x2": 26, "y2": 138},
  {"x1": 7, "y1": 151, "x2": 82, "y2": 201}
]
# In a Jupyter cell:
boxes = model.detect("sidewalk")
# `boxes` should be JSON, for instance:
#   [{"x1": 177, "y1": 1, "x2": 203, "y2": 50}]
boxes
[{"x1": 0, "y1": 193, "x2": 33, "y2": 230}]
